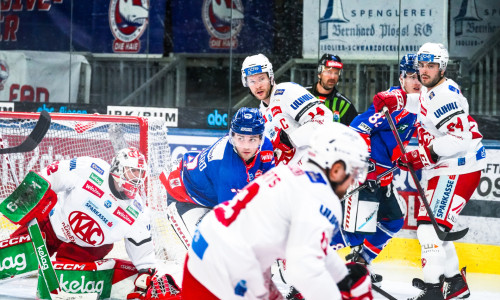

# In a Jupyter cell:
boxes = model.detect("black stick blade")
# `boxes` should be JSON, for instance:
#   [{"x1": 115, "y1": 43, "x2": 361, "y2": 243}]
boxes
[{"x1": 0, "y1": 111, "x2": 51, "y2": 155}]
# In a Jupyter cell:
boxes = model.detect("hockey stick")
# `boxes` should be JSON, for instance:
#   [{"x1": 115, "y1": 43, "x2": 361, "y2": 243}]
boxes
[
  {"x1": 0, "y1": 110, "x2": 51, "y2": 155},
  {"x1": 372, "y1": 284, "x2": 397, "y2": 300},
  {"x1": 382, "y1": 107, "x2": 468, "y2": 241},
  {"x1": 340, "y1": 166, "x2": 398, "y2": 202}
]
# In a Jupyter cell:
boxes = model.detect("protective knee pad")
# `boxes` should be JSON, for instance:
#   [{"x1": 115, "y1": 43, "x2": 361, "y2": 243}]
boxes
[{"x1": 417, "y1": 224, "x2": 446, "y2": 283}]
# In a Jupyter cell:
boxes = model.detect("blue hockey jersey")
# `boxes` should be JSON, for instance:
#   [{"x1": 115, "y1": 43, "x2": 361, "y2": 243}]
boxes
[
  {"x1": 181, "y1": 135, "x2": 275, "y2": 208},
  {"x1": 350, "y1": 87, "x2": 417, "y2": 177}
]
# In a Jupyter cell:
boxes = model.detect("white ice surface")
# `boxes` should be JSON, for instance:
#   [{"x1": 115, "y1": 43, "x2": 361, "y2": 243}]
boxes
[{"x1": 1, "y1": 261, "x2": 500, "y2": 299}]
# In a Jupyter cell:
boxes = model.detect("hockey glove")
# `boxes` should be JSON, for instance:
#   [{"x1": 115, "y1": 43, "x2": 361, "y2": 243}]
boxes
[
  {"x1": 373, "y1": 89, "x2": 407, "y2": 113},
  {"x1": 272, "y1": 127, "x2": 294, "y2": 153},
  {"x1": 366, "y1": 159, "x2": 378, "y2": 193},
  {"x1": 397, "y1": 145, "x2": 438, "y2": 171},
  {"x1": 338, "y1": 262, "x2": 373, "y2": 300},
  {"x1": 127, "y1": 269, "x2": 182, "y2": 300}
]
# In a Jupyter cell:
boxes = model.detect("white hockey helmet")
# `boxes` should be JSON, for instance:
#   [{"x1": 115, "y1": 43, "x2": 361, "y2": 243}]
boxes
[
  {"x1": 416, "y1": 43, "x2": 449, "y2": 71},
  {"x1": 110, "y1": 147, "x2": 148, "y2": 199},
  {"x1": 241, "y1": 54, "x2": 274, "y2": 87},
  {"x1": 307, "y1": 123, "x2": 369, "y2": 183}
]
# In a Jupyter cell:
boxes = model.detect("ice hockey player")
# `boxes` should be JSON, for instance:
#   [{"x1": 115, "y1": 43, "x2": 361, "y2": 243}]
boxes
[
  {"x1": 181, "y1": 122, "x2": 373, "y2": 300},
  {"x1": 329, "y1": 53, "x2": 420, "y2": 287},
  {"x1": 241, "y1": 53, "x2": 334, "y2": 165},
  {"x1": 373, "y1": 43, "x2": 486, "y2": 300},
  {"x1": 160, "y1": 107, "x2": 274, "y2": 247},
  {"x1": 8, "y1": 147, "x2": 181, "y2": 300},
  {"x1": 306, "y1": 53, "x2": 358, "y2": 126}
]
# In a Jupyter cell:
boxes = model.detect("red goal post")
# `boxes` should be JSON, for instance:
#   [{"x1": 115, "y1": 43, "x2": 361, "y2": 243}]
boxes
[{"x1": 0, "y1": 112, "x2": 180, "y2": 261}]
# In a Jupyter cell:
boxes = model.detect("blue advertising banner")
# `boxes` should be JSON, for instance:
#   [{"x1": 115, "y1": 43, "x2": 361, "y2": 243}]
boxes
[
  {"x1": 0, "y1": 0, "x2": 166, "y2": 54},
  {"x1": 171, "y1": 0, "x2": 273, "y2": 53}
]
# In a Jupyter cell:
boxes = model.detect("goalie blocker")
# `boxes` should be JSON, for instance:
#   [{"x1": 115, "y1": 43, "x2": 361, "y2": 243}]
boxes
[{"x1": 343, "y1": 185, "x2": 379, "y2": 234}]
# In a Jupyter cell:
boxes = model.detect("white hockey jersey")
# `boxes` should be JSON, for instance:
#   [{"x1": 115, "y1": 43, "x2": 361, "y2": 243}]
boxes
[
  {"x1": 406, "y1": 78, "x2": 486, "y2": 178},
  {"x1": 187, "y1": 162, "x2": 348, "y2": 300},
  {"x1": 42, "y1": 157, "x2": 155, "y2": 270},
  {"x1": 260, "y1": 82, "x2": 334, "y2": 164}
]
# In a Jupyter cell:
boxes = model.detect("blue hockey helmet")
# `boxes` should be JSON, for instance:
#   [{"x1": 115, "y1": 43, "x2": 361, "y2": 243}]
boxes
[
  {"x1": 230, "y1": 107, "x2": 265, "y2": 136},
  {"x1": 399, "y1": 54, "x2": 418, "y2": 77}
]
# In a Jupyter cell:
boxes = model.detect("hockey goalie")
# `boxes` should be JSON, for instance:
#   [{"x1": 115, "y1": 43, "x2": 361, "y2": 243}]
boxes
[{"x1": 0, "y1": 147, "x2": 181, "y2": 299}]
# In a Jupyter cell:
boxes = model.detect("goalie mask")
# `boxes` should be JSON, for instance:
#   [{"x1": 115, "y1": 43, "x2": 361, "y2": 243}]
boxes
[
  {"x1": 307, "y1": 122, "x2": 369, "y2": 184},
  {"x1": 110, "y1": 147, "x2": 148, "y2": 199}
]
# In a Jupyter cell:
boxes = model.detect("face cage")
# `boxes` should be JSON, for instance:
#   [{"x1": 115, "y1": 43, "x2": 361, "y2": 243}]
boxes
[
  {"x1": 347, "y1": 162, "x2": 368, "y2": 184},
  {"x1": 117, "y1": 167, "x2": 147, "y2": 199}
]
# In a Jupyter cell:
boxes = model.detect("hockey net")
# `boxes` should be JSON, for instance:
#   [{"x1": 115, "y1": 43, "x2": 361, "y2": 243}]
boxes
[{"x1": 0, "y1": 112, "x2": 185, "y2": 263}]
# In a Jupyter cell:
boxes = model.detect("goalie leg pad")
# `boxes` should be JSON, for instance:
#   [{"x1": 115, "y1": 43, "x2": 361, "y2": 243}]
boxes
[{"x1": 0, "y1": 234, "x2": 39, "y2": 280}]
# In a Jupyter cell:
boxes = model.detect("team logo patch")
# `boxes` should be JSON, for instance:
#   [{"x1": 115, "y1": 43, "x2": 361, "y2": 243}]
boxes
[
  {"x1": 68, "y1": 212, "x2": 104, "y2": 246},
  {"x1": 305, "y1": 171, "x2": 326, "y2": 184},
  {"x1": 83, "y1": 180, "x2": 104, "y2": 198},
  {"x1": 84, "y1": 199, "x2": 114, "y2": 228},
  {"x1": 113, "y1": 207, "x2": 135, "y2": 225},
  {"x1": 260, "y1": 151, "x2": 274, "y2": 163},
  {"x1": 429, "y1": 91, "x2": 435, "y2": 100},
  {"x1": 91, "y1": 163, "x2": 104, "y2": 175},
  {"x1": 69, "y1": 158, "x2": 77, "y2": 171},
  {"x1": 274, "y1": 89, "x2": 285, "y2": 96},
  {"x1": 89, "y1": 173, "x2": 103, "y2": 186},
  {"x1": 201, "y1": 0, "x2": 244, "y2": 49},
  {"x1": 109, "y1": 0, "x2": 149, "y2": 53},
  {"x1": 104, "y1": 200, "x2": 112, "y2": 208}
]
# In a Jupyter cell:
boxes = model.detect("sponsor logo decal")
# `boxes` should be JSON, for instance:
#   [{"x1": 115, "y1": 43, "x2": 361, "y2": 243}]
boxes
[
  {"x1": 83, "y1": 180, "x2": 104, "y2": 198},
  {"x1": 260, "y1": 150, "x2": 274, "y2": 163},
  {"x1": 290, "y1": 93, "x2": 314, "y2": 110},
  {"x1": 0, "y1": 235, "x2": 31, "y2": 249},
  {"x1": 0, "y1": 253, "x2": 26, "y2": 272},
  {"x1": 434, "y1": 102, "x2": 459, "y2": 119},
  {"x1": 37, "y1": 245, "x2": 50, "y2": 270},
  {"x1": 84, "y1": 200, "x2": 114, "y2": 228},
  {"x1": 133, "y1": 200, "x2": 143, "y2": 212},
  {"x1": 91, "y1": 163, "x2": 104, "y2": 175},
  {"x1": 104, "y1": 200, "x2": 112, "y2": 208},
  {"x1": 126, "y1": 206, "x2": 139, "y2": 218},
  {"x1": 113, "y1": 207, "x2": 135, "y2": 225},
  {"x1": 59, "y1": 273, "x2": 104, "y2": 294},
  {"x1": 271, "y1": 106, "x2": 282, "y2": 117},
  {"x1": 306, "y1": 171, "x2": 327, "y2": 184},
  {"x1": 89, "y1": 173, "x2": 103, "y2": 186},
  {"x1": 69, "y1": 158, "x2": 77, "y2": 171}
]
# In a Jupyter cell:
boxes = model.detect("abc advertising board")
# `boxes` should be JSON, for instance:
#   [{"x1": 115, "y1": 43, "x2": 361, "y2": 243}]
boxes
[
  {"x1": 171, "y1": 0, "x2": 273, "y2": 52},
  {"x1": 0, "y1": 0, "x2": 166, "y2": 54}
]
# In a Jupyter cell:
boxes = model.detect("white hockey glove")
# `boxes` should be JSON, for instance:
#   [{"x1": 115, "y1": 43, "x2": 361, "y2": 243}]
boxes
[
  {"x1": 127, "y1": 269, "x2": 182, "y2": 300},
  {"x1": 337, "y1": 262, "x2": 373, "y2": 300}
]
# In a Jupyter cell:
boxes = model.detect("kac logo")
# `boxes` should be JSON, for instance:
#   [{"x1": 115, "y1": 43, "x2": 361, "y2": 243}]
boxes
[{"x1": 207, "y1": 109, "x2": 228, "y2": 127}]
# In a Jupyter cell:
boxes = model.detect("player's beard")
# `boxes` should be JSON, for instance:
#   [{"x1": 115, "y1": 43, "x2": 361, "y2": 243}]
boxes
[
  {"x1": 422, "y1": 72, "x2": 443, "y2": 88},
  {"x1": 320, "y1": 78, "x2": 336, "y2": 91}
]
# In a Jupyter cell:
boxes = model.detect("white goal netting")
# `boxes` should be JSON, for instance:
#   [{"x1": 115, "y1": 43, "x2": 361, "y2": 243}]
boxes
[{"x1": 0, "y1": 112, "x2": 184, "y2": 262}]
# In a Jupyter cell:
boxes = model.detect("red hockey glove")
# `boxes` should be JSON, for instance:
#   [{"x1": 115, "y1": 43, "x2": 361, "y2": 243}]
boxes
[
  {"x1": 338, "y1": 262, "x2": 373, "y2": 300},
  {"x1": 272, "y1": 127, "x2": 294, "y2": 153},
  {"x1": 274, "y1": 148, "x2": 296, "y2": 166},
  {"x1": 397, "y1": 145, "x2": 438, "y2": 171},
  {"x1": 373, "y1": 89, "x2": 407, "y2": 113},
  {"x1": 365, "y1": 159, "x2": 378, "y2": 193},
  {"x1": 127, "y1": 269, "x2": 182, "y2": 300}
]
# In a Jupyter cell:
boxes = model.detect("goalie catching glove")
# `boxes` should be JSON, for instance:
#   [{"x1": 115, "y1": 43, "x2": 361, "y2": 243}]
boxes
[
  {"x1": 372, "y1": 89, "x2": 407, "y2": 113},
  {"x1": 337, "y1": 262, "x2": 373, "y2": 300},
  {"x1": 127, "y1": 269, "x2": 182, "y2": 300},
  {"x1": 397, "y1": 145, "x2": 438, "y2": 171}
]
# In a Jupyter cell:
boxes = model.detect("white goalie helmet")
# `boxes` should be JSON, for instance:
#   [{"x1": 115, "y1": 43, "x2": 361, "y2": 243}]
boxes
[
  {"x1": 110, "y1": 147, "x2": 148, "y2": 199},
  {"x1": 307, "y1": 123, "x2": 370, "y2": 183},
  {"x1": 417, "y1": 42, "x2": 449, "y2": 71},
  {"x1": 241, "y1": 54, "x2": 274, "y2": 87}
]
